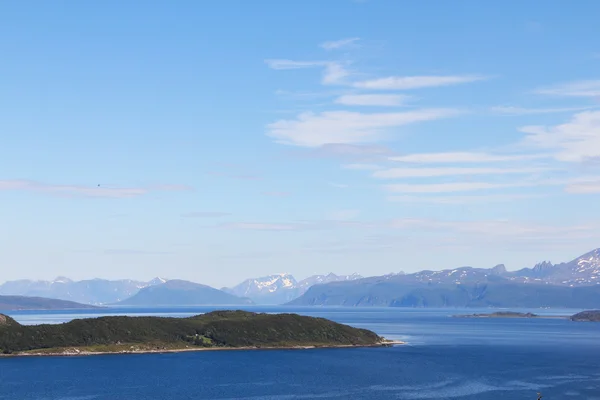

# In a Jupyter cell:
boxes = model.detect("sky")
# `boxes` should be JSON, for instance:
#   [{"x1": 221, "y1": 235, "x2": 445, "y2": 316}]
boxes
[{"x1": 1, "y1": 0, "x2": 600, "y2": 288}]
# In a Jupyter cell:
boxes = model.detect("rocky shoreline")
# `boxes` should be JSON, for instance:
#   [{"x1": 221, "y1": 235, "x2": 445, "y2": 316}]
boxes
[{"x1": 1, "y1": 340, "x2": 405, "y2": 358}]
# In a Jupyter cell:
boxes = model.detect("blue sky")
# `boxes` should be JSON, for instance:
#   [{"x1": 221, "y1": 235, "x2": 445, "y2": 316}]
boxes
[{"x1": 1, "y1": 1, "x2": 600, "y2": 287}]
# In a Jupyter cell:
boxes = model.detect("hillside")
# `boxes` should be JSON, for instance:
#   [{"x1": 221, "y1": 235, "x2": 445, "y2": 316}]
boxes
[
  {"x1": 0, "y1": 295, "x2": 98, "y2": 311},
  {"x1": 0, "y1": 277, "x2": 167, "y2": 305},
  {"x1": 0, "y1": 310, "x2": 386, "y2": 355},
  {"x1": 570, "y1": 310, "x2": 600, "y2": 322},
  {"x1": 117, "y1": 280, "x2": 253, "y2": 306}
]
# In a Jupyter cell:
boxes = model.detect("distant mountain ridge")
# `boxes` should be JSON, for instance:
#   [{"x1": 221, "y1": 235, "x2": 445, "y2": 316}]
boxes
[
  {"x1": 290, "y1": 248, "x2": 600, "y2": 308},
  {"x1": 0, "y1": 295, "x2": 98, "y2": 311},
  {"x1": 0, "y1": 277, "x2": 168, "y2": 305},
  {"x1": 224, "y1": 272, "x2": 363, "y2": 304},
  {"x1": 116, "y1": 280, "x2": 253, "y2": 306}
]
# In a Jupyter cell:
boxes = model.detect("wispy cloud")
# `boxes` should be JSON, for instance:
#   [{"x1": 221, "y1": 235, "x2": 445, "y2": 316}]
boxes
[
  {"x1": 320, "y1": 37, "x2": 360, "y2": 50},
  {"x1": 373, "y1": 166, "x2": 553, "y2": 179},
  {"x1": 353, "y1": 75, "x2": 488, "y2": 90},
  {"x1": 491, "y1": 105, "x2": 598, "y2": 115},
  {"x1": 388, "y1": 152, "x2": 549, "y2": 163},
  {"x1": 334, "y1": 94, "x2": 410, "y2": 106},
  {"x1": 181, "y1": 211, "x2": 231, "y2": 218},
  {"x1": 219, "y1": 222, "x2": 308, "y2": 231},
  {"x1": 382, "y1": 181, "x2": 554, "y2": 194},
  {"x1": 266, "y1": 108, "x2": 461, "y2": 147},
  {"x1": 386, "y1": 194, "x2": 542, "y2": 204},
  {"x1": 342, "y1": 163, "x2": 382, "y2": 170},
  {"x1": 265, "y1": 59, "x2": 350, "y2": 85},
  {"x1": 103, "y1": 249, "x2": 173, "y2": 255},
  {"x1": 0, "y1": 180, "x2": 191, "y2": 199},
  {"x1": 520, "y1": 110, "x2": 600, "y2": 163},
  {"x1": 265, "y1": 59, "x2": 327, "y2": 70},
  {"x1": 565, "y1": 180, "x2": 600, "y2": 194},
  {"x1": 535, "y1": 80, "x2": 600, "y2": 97}
]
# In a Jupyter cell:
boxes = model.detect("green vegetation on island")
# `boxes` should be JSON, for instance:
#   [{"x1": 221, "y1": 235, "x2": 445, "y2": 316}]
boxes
[
  {"x1": 0, "y1": 310, "x2": 392, "y2": 355},
  {"x1": 570, "y1": 310, "x2": 600, "y2": 322},
  {"x1": 0, "y1": 295, "x2": 98, "y2": 311}
]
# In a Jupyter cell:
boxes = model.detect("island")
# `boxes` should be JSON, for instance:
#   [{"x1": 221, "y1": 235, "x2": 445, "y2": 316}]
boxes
[
  {"x1": 0, "y1": 310, "x2": 401, "y2": 356},
  {"x1": 453, "y1": 311, "x2": 540, "y2": 318},
  {"x1": 0, "y1": 295, "x2": 98, "y2": 311},
  {"x1": 570, "y1": 310, "x2": 600, "y2": 322}
]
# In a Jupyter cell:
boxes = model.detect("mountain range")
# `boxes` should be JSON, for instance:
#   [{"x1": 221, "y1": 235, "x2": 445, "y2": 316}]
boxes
[
  {"x1": 2, "y1": 248, "x2": 599, "y2": 308},
  {"x1": 116, "y1": 280, "x2": 252, "y2": 306},
  {"x1": 290, "y1": 248, "x2": 600, "y2": 308},
  {"x1": 222, "y1": 273, "x2": 363, "y2": 304},
  {"x1": 0, "y1": 277, "x2": 167, "y2": 305}
]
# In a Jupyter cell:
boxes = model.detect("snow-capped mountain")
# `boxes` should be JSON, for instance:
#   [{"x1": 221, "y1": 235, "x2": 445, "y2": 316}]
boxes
[
  {"x1": 224, "y1": 272, "x2": 363, "y2": 304},
  {"x1": 0, "y1": 277, "x2": 169, "y2": 305},
  {"x1": 290, "y1": 248, "x2": 600, "y2": 308},
  {"x1": 509, "y1": 248, "x2": 600, "y2": 286}
]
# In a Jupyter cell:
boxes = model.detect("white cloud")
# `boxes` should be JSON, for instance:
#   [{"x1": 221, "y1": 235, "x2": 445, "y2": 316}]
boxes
[
  {"x1": 520, "y1": 110, "x2": 600, "y2": 163},
  {"x1": 327, "y1": 209, "x2": 360, "y2": 221},
  {"x1": 535, "y1": 80, "x2": 600, "y2": 97},
  {"x1": 334, "y1": 94, "x2": 410, "y2": 106},
  {"x1": 386, "y1": 194, "x2": 541, "y2": 204},
  {"x1": 342, "y1": 163, "x2": 382, "y2": 170},
  {"x1": 565, "y1": 179, "x2": 600, "y2": 194},
  {"x1": 0, "y1": 180, "x2": 191, "y2": 199},
  {"x1": 181, "y1": 211, "x2": 230, "y2": 218},
  {"x1": 382, "y1": 181, "x2": 554, "y2": 194},
  {"x1": 266, "y1": 108, "x2": 461, "y2": 147},
  {"x1": 373, "y1": 166, "x2": 552, "y2": 179},
  {"x1": 322, "y1": 63, "x2": 350, "y2": 85},
  {"x1": 389, "y1": 152, "x2": 549, "y2": 163},
  {"x1": 491, "y1": 105, "x2": 597, "y2": 115},
  {"x1": 353, "y1": 75, "x2": 487, "y2": 90},
  {"x1": 265, "y1": 59, "x2": 327, "y2": 70},
  {"x1": 220, "y1": 223, "x2": 304, "y2": 231},
  {"x1": 265, "y1": 59, "x2": 349, "y2": 85},
  {"x1": 320, "y1": 38, "x2": 360, "y2": 50}
]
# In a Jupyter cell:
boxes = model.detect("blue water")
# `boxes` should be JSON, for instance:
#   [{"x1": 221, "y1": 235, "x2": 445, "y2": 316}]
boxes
[{"x1": 1, "y1": 307, "x2": 599, "y2": 399}]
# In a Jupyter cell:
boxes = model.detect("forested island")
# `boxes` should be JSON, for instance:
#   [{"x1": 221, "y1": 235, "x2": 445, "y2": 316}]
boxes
[
  {"x1": 570, "y1": 310, "x2": 600, "y2": 322},
  {"x1": 0, "y1": 311, "x2": 397, "y2": 356}
]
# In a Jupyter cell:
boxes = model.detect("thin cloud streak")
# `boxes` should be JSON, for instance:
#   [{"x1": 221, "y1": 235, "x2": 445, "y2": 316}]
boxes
[
  {"x1": 265, "y1": 59, "x2": 350, "y2": 85},
  {"x1": 181, "y1": 211, "x2": 231, "y2": 218},
  {"x1": 373, "y1": 166, "x2": 554, "y2": 179},
  {"x1": 382, "y1": 181, "x2": 557, "y2": 194},
  {"x1": 386, "y1": 194, "x2": 542, "y2": 204},
  {"x1": 535, "y1": 80, "x2": 600, "y2": 97},
  {"x1": 267, "y1": 108, "x2": 462, "y2": 147},
  {"x1": 491, "y1": 105, "x2": 598, "y2": 115},
  {"x1": 334, "y1": 94, "x2": 410, "y2": 106},
  {"x1": 353, "y1": 75, "x2": 488, "y2": 90},
  {"x1": 0, "y1": 179, "x2": 191, "y2": 199},
  {"x1": 389, "y1": 152, "x2": 550, "y2": 163},
  {"x1": 320, "y1": 37, "x2": 360, "y2": 50}
]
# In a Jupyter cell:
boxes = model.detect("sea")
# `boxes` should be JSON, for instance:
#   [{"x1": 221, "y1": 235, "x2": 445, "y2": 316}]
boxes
[{"x1": 1, "y1": 306, "x2": 599, "y2": 400}]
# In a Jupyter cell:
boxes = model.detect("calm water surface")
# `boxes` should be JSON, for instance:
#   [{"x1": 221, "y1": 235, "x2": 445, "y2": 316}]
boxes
[{"x1": 1, "y1": 306, "x2": 599, "y2": 399}]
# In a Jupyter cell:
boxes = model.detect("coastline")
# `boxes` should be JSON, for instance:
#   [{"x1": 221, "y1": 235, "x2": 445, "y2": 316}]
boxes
[
  {"x1": 452, "y1": 315, "x2": 569, "y2": 319},
  {"x1": 0, "y1": 340, "x2": 406, "y2": 358}
]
